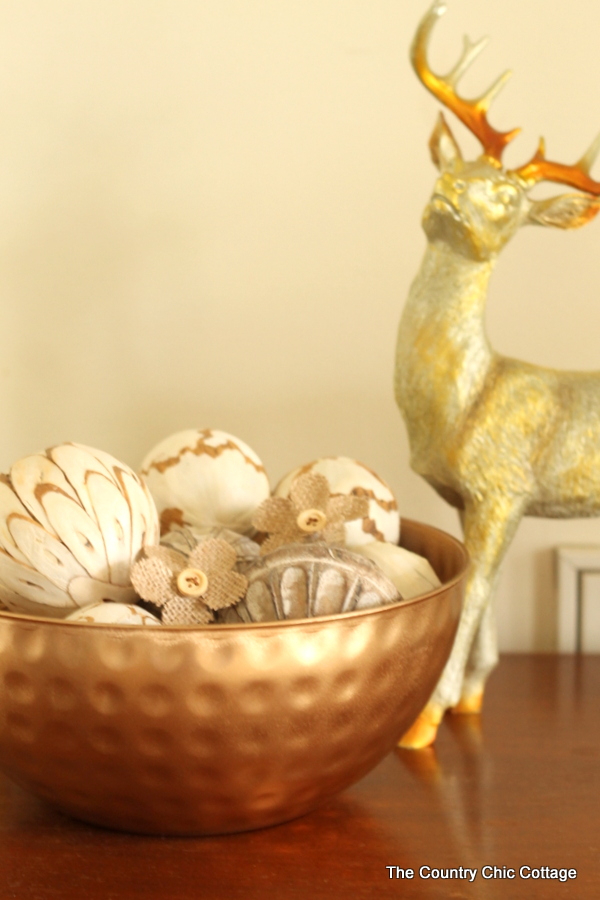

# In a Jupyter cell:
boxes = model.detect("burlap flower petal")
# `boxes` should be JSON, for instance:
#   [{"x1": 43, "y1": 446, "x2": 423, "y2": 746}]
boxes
[
  {"x1": 130, "y1": 556, "x2": 180, "y2": 607},
  {"x1": 290, "y1": 473, "x2": 330, "y2": 513},
  {"x1": 188, "y1": 538, "x2": 237, "y2": 576},
  {"x1": 162, "y1": 597, "x2": 214, "y2": 625},
  {"x1": 204, "y1": 570, "x2": 248, "y2": 610},
  {"x1": 252, "y1": 496, "x2": 298, "y2": 536},
  {"x1": 143, "y1": 545, "x2": 188, "y2": 571},
  {"x1": 326, "y1": 494, "x2": 369, "y2": 524}
]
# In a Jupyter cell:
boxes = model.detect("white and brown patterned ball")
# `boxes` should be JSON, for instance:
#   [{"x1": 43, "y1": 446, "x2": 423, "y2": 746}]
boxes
[
  {"x1": 274, "y1": 456, "x2": 400, "y2": 547},
  {"x1": 66, "y1": 602, "x2": 161, "y2": 625},
  {"x1": 0, "y1": 443, "x2": 160, "y2": 617},
  {"x1": 140, "y1": 429, "x2": 270, "y2": 537}
]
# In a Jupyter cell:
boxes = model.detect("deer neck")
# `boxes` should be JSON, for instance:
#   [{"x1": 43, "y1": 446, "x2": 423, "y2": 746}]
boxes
[{"x1": 395, "y1": 242, "x2": 496, "y2": 437}]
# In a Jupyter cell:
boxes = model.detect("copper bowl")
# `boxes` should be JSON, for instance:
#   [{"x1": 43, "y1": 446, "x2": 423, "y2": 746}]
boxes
[{"x1": 0, "y1": 518, "x2": 467, "y2": 835}]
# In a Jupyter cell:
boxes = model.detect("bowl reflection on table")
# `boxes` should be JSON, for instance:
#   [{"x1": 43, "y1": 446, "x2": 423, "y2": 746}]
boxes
[{"x1": 0, "y1": 518, "x2": 468, "y2": 836}]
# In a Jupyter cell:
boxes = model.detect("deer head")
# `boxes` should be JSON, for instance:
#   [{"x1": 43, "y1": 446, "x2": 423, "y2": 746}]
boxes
[{"x1": 414, "y1": 1, "x2": 600, "y2": 262}]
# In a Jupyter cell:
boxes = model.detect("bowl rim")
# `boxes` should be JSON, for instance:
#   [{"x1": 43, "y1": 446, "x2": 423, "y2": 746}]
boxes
[{"x1": 0, "y1": 518, "x2": 469, "y2": 633}]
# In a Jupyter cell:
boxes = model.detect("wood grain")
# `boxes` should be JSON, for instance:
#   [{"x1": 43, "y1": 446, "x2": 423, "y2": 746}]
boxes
[{"x1": 0, "y1": 654, "x2": 598, "y2": 899}]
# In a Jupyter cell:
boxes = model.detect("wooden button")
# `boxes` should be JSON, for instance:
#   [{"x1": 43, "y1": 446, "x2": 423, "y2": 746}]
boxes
[
  {"x1": 176, "y1": 568, "x2": 209, "y2": 597},
  {"x1": 296, "y1": 509, "x2": 327, "y2": 533}
]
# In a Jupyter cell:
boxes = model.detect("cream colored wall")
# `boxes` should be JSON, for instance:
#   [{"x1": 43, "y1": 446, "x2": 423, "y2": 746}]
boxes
[{"x1": 0, "y1": 0, "x2": 599, "y2": 650}]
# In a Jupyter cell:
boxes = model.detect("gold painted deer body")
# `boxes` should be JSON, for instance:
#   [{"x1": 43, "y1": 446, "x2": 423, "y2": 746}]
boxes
[{"x1": 395, "y1": 2, "x2": 600, "y2": 747}]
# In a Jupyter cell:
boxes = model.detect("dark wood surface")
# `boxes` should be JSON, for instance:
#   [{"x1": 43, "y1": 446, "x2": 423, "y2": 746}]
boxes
[{"x1": 0, "y1": 654, "x2": 598, "y2": 900}]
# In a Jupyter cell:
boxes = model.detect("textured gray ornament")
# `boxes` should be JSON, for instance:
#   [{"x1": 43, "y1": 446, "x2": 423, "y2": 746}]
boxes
[{"x1": 217, "y1": 542, "x2": 401, "y2": 623}]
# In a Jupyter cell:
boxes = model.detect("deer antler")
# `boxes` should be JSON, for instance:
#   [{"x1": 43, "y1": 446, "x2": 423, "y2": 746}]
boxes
[
  {"x1": 511, "y1": 134, "x2": 600, "y2": 196},
  {"x1": 411, "y1": 1, "x2": 520, "y2": 162},
  {"x1": 414, "y1": 2, "x2": 600, "y2": 195}
]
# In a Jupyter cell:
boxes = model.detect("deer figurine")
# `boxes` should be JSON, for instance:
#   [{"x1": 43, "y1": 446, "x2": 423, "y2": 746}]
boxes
[{"x1": 395, "y1": 1, "x2": 600, "y2": 748}]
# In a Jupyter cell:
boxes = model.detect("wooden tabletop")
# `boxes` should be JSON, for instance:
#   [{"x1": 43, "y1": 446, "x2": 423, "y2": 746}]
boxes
[{"x1": 0, "y1": 654, "x2": 598, "y2": 900}]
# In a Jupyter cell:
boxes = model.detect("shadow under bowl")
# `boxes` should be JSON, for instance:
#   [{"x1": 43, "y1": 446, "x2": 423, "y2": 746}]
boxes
[{"x1": 0, "y1": 518, "x2": 468, "y2": 835}]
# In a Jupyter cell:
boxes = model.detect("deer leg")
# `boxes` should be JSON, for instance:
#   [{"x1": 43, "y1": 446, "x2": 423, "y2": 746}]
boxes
[
  {"x1": 451, "y1": 509, "x2": 499, "y2": 714},
  {"x1": 450, "y1": 598, "x2": 498, "y2": 714},
  {"x1": 398, "y1": 493, "x2": 526, "y2": 748}
]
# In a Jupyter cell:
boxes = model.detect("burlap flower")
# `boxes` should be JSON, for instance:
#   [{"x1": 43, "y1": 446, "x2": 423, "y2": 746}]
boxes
[
  {"x1": 252, "y1": 472, "x2": 369, "y2": 555},
  {"x1": 131, "y1": 538, "x2": 247, "y2": 625}
]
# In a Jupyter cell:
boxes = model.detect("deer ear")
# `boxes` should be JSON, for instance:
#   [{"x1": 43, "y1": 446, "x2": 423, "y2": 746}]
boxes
[
  {"x1": 429, "y1": 113, "x2": 462, "y2": 171},
  {"x1": 526, "y1": 193, "x2": 600, "y2": 229}
]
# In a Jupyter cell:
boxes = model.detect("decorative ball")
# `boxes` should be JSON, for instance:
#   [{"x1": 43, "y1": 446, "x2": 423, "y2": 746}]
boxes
[
  {"x1": 274, "y1": 457, "x2": 400, "y2": 547},
  {"x1": 140, "y1": 429, "x2": 270, "y2": 536},
  {"x1": 219, "y1": 542, "x2": 400, "y2": 623},
  {"x1": 65, "y1": 602, "x2": 161, "y2": 625},
  {"x1": 0, "y1": 443, "x2": 160, "y2": 617},
  {"x1": 159, "y1": 525, "x2": 260, "y2": 572},
  {"x1": 348, "y1": 540, "x2": 440, "y2": 599}
]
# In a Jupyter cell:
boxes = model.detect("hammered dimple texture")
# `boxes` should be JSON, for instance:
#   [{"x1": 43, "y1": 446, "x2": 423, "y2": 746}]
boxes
[{"x1": 0, "y1": 519, "x2": 467, "y2": 836}]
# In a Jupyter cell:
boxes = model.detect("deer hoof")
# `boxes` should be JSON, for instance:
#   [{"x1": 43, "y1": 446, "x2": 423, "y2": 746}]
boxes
[
  {"x1": 450, "y1": 690, "x2": 484, "y2": 715},
  {"x1": 398, "y1": 704, "x2": 443, "y2": 749}
]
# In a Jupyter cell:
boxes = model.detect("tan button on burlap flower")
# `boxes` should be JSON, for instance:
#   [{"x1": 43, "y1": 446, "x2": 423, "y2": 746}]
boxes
[
  {"x1": 131, "y1": 538, "x2": 247, "y2": 625},
  {"x1": 252, "y1": 472, "x2": 369, "y2": 555}
]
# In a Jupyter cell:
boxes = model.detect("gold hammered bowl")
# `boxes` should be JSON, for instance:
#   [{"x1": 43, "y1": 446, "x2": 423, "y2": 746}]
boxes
[{"x1": 0, "y1": 519, "x2": 467, "y2": 836}]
